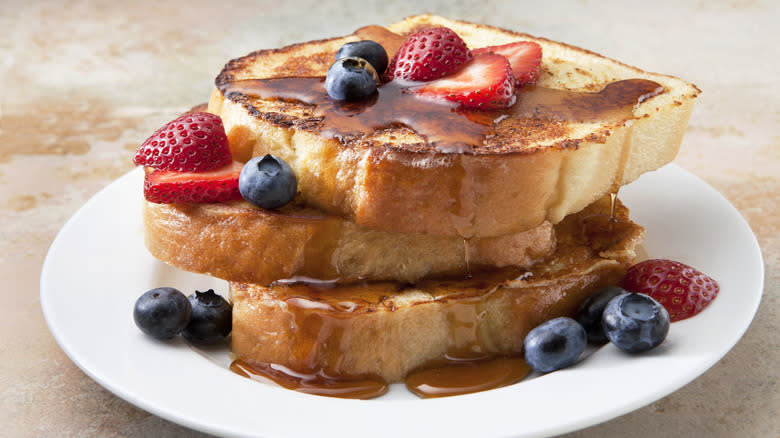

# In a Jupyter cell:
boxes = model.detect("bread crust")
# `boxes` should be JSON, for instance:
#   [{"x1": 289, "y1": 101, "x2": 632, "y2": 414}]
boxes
[
  {"x1": 143, "y1": 199, "x2": 555, "y2": 284},
  {"x1": 209, "y1": 14, "x2": 699, "y2": 237},
  {"x1": 231, "y1": 197, "x2": 645, "y2": 382}
]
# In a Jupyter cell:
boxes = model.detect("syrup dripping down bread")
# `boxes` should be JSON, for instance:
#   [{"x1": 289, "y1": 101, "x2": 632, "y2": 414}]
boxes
[
  {"x1": 208, "y1": 14, "x2": 699, "y2": 238},
  {"x1": 230, "y1": 197, "x2": 645, "y2": 383}
]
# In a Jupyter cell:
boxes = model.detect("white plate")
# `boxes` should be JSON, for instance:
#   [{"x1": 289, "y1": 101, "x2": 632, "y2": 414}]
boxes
[{"x1": 41, "y1": 164, "x2": 764, "y2": 438}]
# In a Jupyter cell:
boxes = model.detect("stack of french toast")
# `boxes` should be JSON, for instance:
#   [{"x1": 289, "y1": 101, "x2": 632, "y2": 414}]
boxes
[{"x1": 140, "y1": 14, "x2": 698, "y2": 392}]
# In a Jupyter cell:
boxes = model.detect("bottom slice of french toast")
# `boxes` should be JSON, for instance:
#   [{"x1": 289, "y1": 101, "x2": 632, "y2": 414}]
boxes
[{"x1": 230, "y1": 196, "x2": 644, "y2": 383}]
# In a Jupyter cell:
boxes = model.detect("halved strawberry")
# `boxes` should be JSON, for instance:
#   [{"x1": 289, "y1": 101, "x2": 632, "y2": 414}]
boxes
[
  {"x1": 143, "y1": 161, "x2": 243, "y2": 204},
  {"x1": 133, "y1": 112, "x2": 232, "y2": 172},
  {"x1": 411, "y1": 53, "x2": 515, "y2": 110},
  {"x1": 384, "y1": 27, "x2": 472, "y2": 82},
  {"x1": 622, "y1": 259, "x2": 720, "y2": 322},
  {"x1": 473, "y1": 41, "x2": 542, "y2": 86}
]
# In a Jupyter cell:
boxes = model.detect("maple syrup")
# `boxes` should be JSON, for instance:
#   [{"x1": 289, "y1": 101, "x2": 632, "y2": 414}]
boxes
[
  {"x1": 406, "y1": 356, "x2": 530, "y2": 398},
  {"x1": 219, "y1": 78, "x2": 664, "y2": 154},
  {"x1": 229, "y1": 197, "x2": 641, "y2": 399},
  {"x1": 231, "y1": 359, "x2": 388, "y2": 399}
]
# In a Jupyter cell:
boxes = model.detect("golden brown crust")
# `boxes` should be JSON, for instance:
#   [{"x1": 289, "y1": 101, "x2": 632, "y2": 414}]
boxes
[
  {"x1": 208, "y1": 14, "x2": 699, "y2": 237},
  {"x1": 143, "y1": 199, "x2": 555, "y2": 285},
  {"x1": 230, "y1": 197, "x2": 645, "y2": 382}
]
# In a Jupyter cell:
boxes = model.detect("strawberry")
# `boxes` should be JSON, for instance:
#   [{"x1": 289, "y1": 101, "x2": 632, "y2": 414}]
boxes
[
  {"x1": 384, "y1": 27, "x2": 471, "y2": 82},
  {"x1": 411, "y1": 53, "x2": 515, "y2": 110},
  {"x1": 621, "y1": 259, "x2": 720, "y2": 322},
  {"x1": 472, "y1": 41, "x2": 542, "y2": 86},
  {"x1": 143, "y1": 161, "x2": 243, "y2": 204},
  {"x1": 133, "y1": 112, "x2": 232, "y2": 172}
]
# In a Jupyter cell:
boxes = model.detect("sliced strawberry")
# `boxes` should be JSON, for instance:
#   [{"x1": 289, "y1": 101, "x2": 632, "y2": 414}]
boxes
[
  {"x1": 621, "y1": 259, "x2": 720, "y2": 322},
  {"x1": 473, "y1": 41, "x2": 542, "y2": 86},
  {"x1": 133, "y1": 112, "x2": 232, "y2": 172},
  {"x1": 143, "y1": 161, "x2": 243, "y2": 204},
  {"x1": 411, "y1": 53, "x2": 515, "y2": 110},
  {"x1": 384, "y1": 27, "x2": 471, "y2": 82}
]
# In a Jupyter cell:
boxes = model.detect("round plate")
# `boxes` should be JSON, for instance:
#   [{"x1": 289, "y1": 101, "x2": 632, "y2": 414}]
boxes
[{"x1": 41, "y1": 164, "x2": 764, "y2": 438}]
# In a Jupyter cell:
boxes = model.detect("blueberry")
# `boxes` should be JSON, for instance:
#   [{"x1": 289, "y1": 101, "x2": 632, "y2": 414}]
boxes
[
  {"x1": 239, "y1": 154, "x2": 297, "y2": 209},
  {"x1": 182, "y1": 290, "x2": 232, "y2": 344},
  {"x1": 133, "y1": 287, "x2": 192, "y2": 339},
  {"x1": 336, "y1": 40, "x2": 388, "y2": 75},
  {"x1": 325, "y1": 56, "x2": 378, "y2": 101},
  {"x1": 576, "y1": 286, "x2": 627, "y2": 344},
  {"x1": 602, "y1": 293, "x2": 670, "y2": 353},
  {"x1": 523, "y1": 317, "x2": 587, "y2": 373}
]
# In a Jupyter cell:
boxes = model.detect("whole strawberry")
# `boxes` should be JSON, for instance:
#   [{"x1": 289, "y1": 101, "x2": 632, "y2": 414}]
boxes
[
  {"x1": 385, "y1": 27, "x2": 471, "y2": 82},
  {"x1": 621, "y1": 259, "x2": 719, "y2": 322},
  {"x1": 133, "y1": 112, "x2": 232, "y2": 172}
]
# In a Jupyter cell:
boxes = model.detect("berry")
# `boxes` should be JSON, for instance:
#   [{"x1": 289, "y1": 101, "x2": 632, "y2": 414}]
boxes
[
  {"x1": 144, "y1": 161, "x2": 243, "y2": 204},
  {"x1": 576, "y1": 286, "x2": 626, "y2": 344},
  {"x1": 133, "y1": 287, "x2": 192, "y2": 339},
  {"x1": 238, "y1": 155, "x2": 297, "y2": 209},
  {"x1": 602, "y1": 293, "x2": 670, "y2": 353},
  {"x1": 473, "y1": 41, "x2": 542, "y2": 86},
  {"x1": 336, "y1": 40, "x2": 389, "y2": 75},
  {"x1": 523, "y1": 317, "x2": 587, "y2": 373},
  {"x1": 182, "y1": 290, "x2": 232, "y2": 344},
  {"x1": 385, "y1": 27, "x2": 471, "y2": 82},
  {"x1": 133, "y1": 112, "x2": 232, "y2": 172},
  {"x1": 621, "y1": 259, "x2": 720, "y2": 322},
  {"x1": 325, "y1": 57, "x2": 379, "y2": 101},
  {"x1": 412, "y1": 53, "x2": 516, "y2": 110}
]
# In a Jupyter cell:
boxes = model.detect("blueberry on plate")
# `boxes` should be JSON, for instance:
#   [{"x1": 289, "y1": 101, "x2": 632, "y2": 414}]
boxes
[
  {"x1": 336, "y1": 40, "x2": 388, "y2": 75},
  {"x1": 523, "y1": 317, "x2": 587, "y2": 373},
  {"x1": 133, "y1": 287, "x2": 192, "y2": 339},
  {"x1": 576, "y1": 286, "x2": 627, "y2": 344},
  {"x1": 602, "y1": 292, "x2": 670, "y2": 353},
  {"x1": 325, "y1": 56, "x2": 379, "y2": 101},
  {"x1": 239, "y1": 154, "x2": 297, "y2": 209},
  {"x1": 182, "y1": 289, "x2": 232, "y2": 344}
]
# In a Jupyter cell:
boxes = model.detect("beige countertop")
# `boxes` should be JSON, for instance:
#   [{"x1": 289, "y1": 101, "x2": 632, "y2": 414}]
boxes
[{"x1": 1, "y1": 0, "x2": 777, "y2": 436}]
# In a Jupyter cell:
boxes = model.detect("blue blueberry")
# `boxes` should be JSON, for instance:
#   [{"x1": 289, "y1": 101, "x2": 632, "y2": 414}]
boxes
[
  {"x1": 523, "y1": 317, "x2": 587, "y2": 373},
  {"x1": 239, "y1": 154, "x2": 297, "y2": 209},
  {"x1": 336, "y1": 40, "x2": 388, "y2": 75},
  {"x1": 576, "y1": 286, "x2": 627, "y2": 344},
  {"x1": 325, "y1": 56, "x2": 378, "y2": 101},
  {"x1": 602, "y1": 293, "x2": 670, "y2": 353},
  {"x1": 182, "y1": 290, "x2": 232, "y2": 344},
  {"x1": 133, "y1": 287, "x2": 192, "y2": 339}
]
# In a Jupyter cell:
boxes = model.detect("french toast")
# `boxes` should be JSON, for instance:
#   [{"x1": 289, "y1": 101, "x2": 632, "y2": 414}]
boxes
[
  {"x1": 133, "y1": 14, "x2": 698, "y2": 398},
  {"x1": 208, "y1": 14, "x2": 699, "y2": 237},
  {"x1": 230, "y1": 197, "x2": 645, "y2": 383},
  {"x1": 144, "y1": 200, "x2": 554, "y2": 284}
]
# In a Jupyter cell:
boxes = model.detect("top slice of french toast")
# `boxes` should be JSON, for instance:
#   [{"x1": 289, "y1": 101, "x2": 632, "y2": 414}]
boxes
[{"x1": 208, "y1": 14, "x2": 699, "y2": 238}]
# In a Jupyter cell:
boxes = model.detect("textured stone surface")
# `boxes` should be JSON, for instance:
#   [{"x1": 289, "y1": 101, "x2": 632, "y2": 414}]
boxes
[{"x1": 1, "y1": 0, "x2": 777, "y2": 436}]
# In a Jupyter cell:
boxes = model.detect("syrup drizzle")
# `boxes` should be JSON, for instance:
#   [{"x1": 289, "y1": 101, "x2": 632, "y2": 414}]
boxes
[
  {"x1": 219, "y1": 78, "x2": 664, "y2": 154},
  {"x1": 230, "y1": 196, "x2": 641, "y2": 399},
  {"x1": 406, "y1": 357, "x2": 530, "y2": 398},
  {"x1": 231, "y1": 359, "x2": 388, "y2": 399}
]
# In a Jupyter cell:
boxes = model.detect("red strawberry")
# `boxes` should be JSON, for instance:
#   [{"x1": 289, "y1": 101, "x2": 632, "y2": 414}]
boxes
[
  {"x1": 412, "y1": 53, "x2": 515, "y2": 110},
  {"x1": 621, "y1": 259, "x2": 720, "y2": 322},
  {"x1": 133, "y1": 112, "x2": 232, "y2": 172},
  {"x1": 384, "y1": 27, "x2": 471, "y2": 82},
  {"x1": 143, "y1": 161, "x2": 243, "y2": 204},
  {"x1": 473, "y1": 41, "x2": 542, "y2": 86}
]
